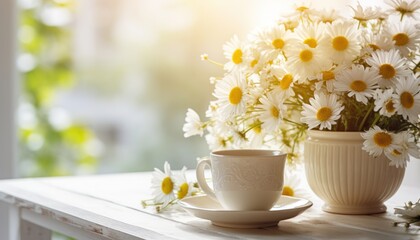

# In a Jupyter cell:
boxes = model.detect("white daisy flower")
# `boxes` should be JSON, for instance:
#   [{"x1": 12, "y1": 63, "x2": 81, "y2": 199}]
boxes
[
  {"x1": 205, "y1": 126, "x2": 232, "y2": 150},
  {"x1": 258, "y1": 91, "x2": 286, "y2": 132},
  {"x1": 247, "y1": 83, "x2": 264, "y2": 106},
  {"x1": 366, "y1": 49, "x2": 411, "y2": 88},
  {"x1": 386, "y1": 146, "x2": 409, "y2": 168},
  {"x1": 183, "y1": 108, "x2": 204, "y2": 138},
  {"x1": 223, "y1": 35, "x2": 247, "y2": 72},
  {"x1": 271, "y1": 66, "x2": 296, "y2": 97},
  {"x1": 205, "y1": 101, "x2": 218, "y2": 119},
  {"x1": 278, "y1": 16, "x2": 299, "y2": 31},
  {"x1": 258, "y1": 64, "x2": 279, "y2": 90},
  {"x1": 385, "y1": 131, "x2": 420, "y2": 168},
  {"x1": 351, "y1": 2, "x2": 381, "y2": 21},
  {"x1": 151, "y1": 161, "x2": 176, "y2": 207},
  {"x1": 230, "y1": 127, "x2": 249, "y2": 149},
  {"x1": 394, "y1": 199, "x2": 420, "y2": 219},
  {"x1": 293, "y1": 22, "x2": 326, "y2": 49},
  {"x1": 282, "y1": 169, "x2": 311, "y2": 199},
  {"x1": 325, "y1": 20, "x2": 361, "y2": 64},
  {"x1": 360, "y1": 30, "x2": 393, "y2": 55},
  {"x1": 200, "y1": 53, "x2": 208, "y2": 61},
  {"x1": 385, "y1": 0, "x2": 420, "y2": 20},
  {"x1": 393, "y1": 74, "x2": 420, "y2": 123},
  {"x1": 213, "y1": 71, "x2": 248, "y2": 120},
  {"x1": 173, "y1": 167, "x2": 195, "y2": 200},
  {"x1": 287, "y1": 1, "x2": 318, "y2": 20},
  {"x1": 244, "y1": 46, "x2": 263, "y2": 74},
  {"x1": 301, "y1": 92, "x2": 344, "y2": 130},
  {"x1": 374, "y1": 89, "x2": 397, "y2": 117},
  {"x1": 375, "y1": 7, "x2": 390, "y2": 21},
  {"x1": 314, "y1": 8, "x2": 341, "y2": 24},
  {"x1": 361, "y1": 126, "x2": 400, "y2": 157},
  {"x1": 213, "y1": 119, "x2": 232, "y2": 137},
  {"x1": 286, "y1": 43, "x2": 329, "y2": 82},
  {"x1": 334, "y1": 65, "x2": 380, "y2": 105},
  {"x1": 293, "y1": 1, "x2": 312, "y2": 13},
  {"x1": 314, "y1": 64, "x2": 346, "y2": 93},
  {"x1": 385, "y1": 19, "x2": 420, "y2": 57},
  {"x1": 281, "y1": 169, "x2": 310, "y2": 199},
  {"x1": 254, "y1": 25, "x2": 292, "y2": 61}
]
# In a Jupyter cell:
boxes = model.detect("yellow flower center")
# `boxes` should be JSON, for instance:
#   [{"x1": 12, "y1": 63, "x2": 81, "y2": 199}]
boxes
[
  {"x1": 271, "y1": 106, "x2": 280, "y2": 118},
  {"x1": 161, "y1": 177, "x2": 174, "y2": 195},
  {"x1": 379, "y1": 64, "x2": 396, "y2": 79},
  {"x1": 232, "y1": 49, "x2": 243, "y2": 64},
  {"x1": 229, "y1": 87, "x2": 243, "y2": 105},
  {"x1": 304, "y1": 38, "x2": 317, "y2": 48},
  {"x1": 332, "y1": 36, "x2": 349, "y2": 51},
  {"x1": 279, "y1": 74, "x2": 293, "y2": 90},
  {"x1": 299, "y1": 49, "x2": 313, "y2": 62},
  {"x1": 282, "y1": 186, "x2": 294, "y2": 196},
  {"x1": 253, "y1": 124, "x2": 262, "y2": 134},
  {"x1": 219, "y1": 138, "x2": 228, "y2": 148},
  {"x1": 250, "y1": 59, "x2": 258, "y2": 68},
  {"x1": 400, "y1": 92, "x2": 414, "y2": 109},
  {"x1": 322, "y1": 71, "x2": 335, "y2": 81},
  {"x1": 272, "y1": 39, "x2": 285, "y2": 49},
  {"x1": 316, "y1": 107, "x2": 332, "y2": 121},
  {"x1": 350, "y1": 80, "x2": 367, "y2": 92},
  {"x1": 373, "y1": 132, "x2": 392, "y2": 147},
  {"x1": 177, "y1": 182, "x2": 189, "y2": 199},
  {"x1": 392, "y1": 33, "x2": 409, "y2": 46},
  {"x1": 368, "y1": 44, "x2": 381, "y2": 51},
  {"x1": 296, "y1": 6, "x2": 309, "y2": 12},
  {"x1": 392, "y1": 149, "x2": 402, "y2": 156},
  {"x1": 385, "y1": 100, "x2": 395, "y2": 113}
]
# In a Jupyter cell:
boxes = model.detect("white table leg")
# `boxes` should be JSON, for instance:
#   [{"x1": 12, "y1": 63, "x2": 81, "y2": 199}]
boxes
[
  {"x1": 0, "y1": 203, "x2": 11, "y2": 240},
  {"x1": 20, "y1": 219, "x2": 52, "y2": 240},
  {"x1": 0, "y1": 204, "x2": 21, "y2": 240}
]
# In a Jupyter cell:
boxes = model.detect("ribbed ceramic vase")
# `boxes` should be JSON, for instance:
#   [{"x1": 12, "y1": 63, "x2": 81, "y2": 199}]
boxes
[{"x1": 304, "y1": 130, "x2": 405, "y2": 214}]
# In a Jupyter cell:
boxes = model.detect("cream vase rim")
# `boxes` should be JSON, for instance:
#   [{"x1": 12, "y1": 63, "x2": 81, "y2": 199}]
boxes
[{"x1": 307, "y1": 130, "x2": 364, "y2": 141}]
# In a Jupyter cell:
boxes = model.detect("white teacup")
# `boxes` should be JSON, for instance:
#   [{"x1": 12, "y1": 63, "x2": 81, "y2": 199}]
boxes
[{"x1": 196, "y1": 149, "x2": 286, "y2": 211}]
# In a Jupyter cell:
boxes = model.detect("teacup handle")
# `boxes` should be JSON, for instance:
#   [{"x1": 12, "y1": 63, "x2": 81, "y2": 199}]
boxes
[{"x1": 196, "y1": 158, "x2": 217, "y2": 200}]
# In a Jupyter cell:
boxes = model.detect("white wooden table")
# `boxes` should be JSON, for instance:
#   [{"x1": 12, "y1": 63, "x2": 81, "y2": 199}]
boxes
[{"x1": 0, "y1": 171, "x2": 419, "y2": 240}]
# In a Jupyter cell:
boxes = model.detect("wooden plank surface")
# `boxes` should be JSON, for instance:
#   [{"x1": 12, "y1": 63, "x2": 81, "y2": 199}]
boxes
[
  {"x1": 0, "y1": 171, "x2": 418, "y2": 240},
  {"x1": 0, "y1": 176, "x2": 240, "y2": 240}
]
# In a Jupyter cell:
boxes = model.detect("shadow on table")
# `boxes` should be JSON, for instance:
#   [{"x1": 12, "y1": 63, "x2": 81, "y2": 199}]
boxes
[{"x1": 177, "y1": 218, "x2": 411, "y2": 240}]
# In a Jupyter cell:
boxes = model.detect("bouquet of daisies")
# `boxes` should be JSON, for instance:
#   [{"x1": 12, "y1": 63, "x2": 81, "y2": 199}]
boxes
[{"x1": 183, "y1": 1, "x2": 420, "y2": 168}]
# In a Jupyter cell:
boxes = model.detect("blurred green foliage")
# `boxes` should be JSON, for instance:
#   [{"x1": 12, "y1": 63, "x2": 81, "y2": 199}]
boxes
[{"x1": 19, "y1": 0, "x2": 97, "y2": 177}]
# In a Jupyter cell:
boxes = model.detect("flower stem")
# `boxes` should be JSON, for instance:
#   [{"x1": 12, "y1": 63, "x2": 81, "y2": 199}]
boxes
[
  {"x1": 243, "y1": 121, "x2": 262, "y2": 134},
  {"x1": 284, "y1": 118, "x2": 306, "y2": 128},
  {"x1": 206, "y1": 58, "x2": 224, "y2": 67},
  {"x1": 370, "y1": 113, "x2": 381, "y2": 128},
  {"x1": 358, "y1": 103, "x2": 374, "y2": 131},
  {"x1": 411, "y1": 60, "x2": 420, "y2": 73}
]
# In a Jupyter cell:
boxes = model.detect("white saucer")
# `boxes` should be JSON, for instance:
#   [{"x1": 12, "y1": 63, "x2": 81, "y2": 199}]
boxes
[{"x1": 179, "y1": 195, "x2": 312, "y2": 228}]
